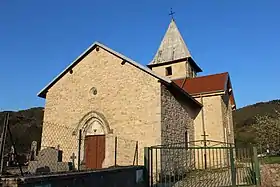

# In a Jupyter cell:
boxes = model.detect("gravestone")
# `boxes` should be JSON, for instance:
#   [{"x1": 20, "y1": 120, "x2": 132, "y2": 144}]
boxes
[
  {"x1": 28, "y1": 147, "x2": 70, "y2": 174},
  {"x1": 9, "y1": 146, "x2": 15, "y2": 162},
  {"x1": 30, "y1": 141, "x2": 37, "y2": 161},
  {"x1": 7, "y1": 146, "x2": 16, "y2": 166}
]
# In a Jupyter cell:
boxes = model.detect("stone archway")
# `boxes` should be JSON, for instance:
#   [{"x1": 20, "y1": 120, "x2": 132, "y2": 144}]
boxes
[
  {"x1": 73, "y1": 111, "x2": 112, "y2": 135},
  {"x1": 73, "y1": 111, "x2": 112, "y2": 169}
]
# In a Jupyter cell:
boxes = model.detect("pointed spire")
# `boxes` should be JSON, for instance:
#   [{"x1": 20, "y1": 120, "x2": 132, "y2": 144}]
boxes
[{"x1": 150, "y1": 19, "x2": 192, "y2": 65}]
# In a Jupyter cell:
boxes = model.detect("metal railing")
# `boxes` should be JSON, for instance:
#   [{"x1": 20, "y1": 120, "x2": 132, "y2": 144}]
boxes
[{"x1": 144, "y1": 141, "x2": 261, "y2": 187}]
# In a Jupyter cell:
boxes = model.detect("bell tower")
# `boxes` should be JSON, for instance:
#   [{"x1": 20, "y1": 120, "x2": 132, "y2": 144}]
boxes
[{"x1": 148, "y1": 18, "x2": 202, "y2": 80}]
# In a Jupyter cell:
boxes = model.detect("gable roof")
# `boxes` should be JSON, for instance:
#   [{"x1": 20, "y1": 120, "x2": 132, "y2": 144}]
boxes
[
  {"x1": 37, "y1": 42, "x2": 171, "y2": 98},
  {"x1": 173, "y1": 72, "x2": 236, "y2": 108},
  {"x1": 37, "y1": 42, "x2": 201, "y2": 107}
]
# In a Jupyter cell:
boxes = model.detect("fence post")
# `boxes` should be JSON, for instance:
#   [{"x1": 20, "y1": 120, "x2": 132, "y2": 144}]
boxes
[
  {"x1": 114, "y1": 136, "x2": 117, "y2": 167},
  {"x1": 144, "y1": 147, "x2": 150, "y2": 187},
  {"x1": 230, "y1": 144, "x2": 236, "y2": 186},
  {"x1": 253, "y1": 147, "x2": 261, "y2": 186},
  {"x1": 136, "y1": 141, "x2": 138, "y2": 166},
  {"x1": 133, "y1": 141, "x2": 139, "y2": 166},
  {"x1": 0, "y1": 113, "x2": 9, "y2": 175},
  {"x1": 78, "y1": 129, "x2": 82, "y2": 171},
  {"x1": 7, "y1": 119, "x2": 24, "y2": 176}
]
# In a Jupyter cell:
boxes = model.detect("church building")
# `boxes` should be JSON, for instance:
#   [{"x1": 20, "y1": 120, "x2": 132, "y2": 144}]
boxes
[{"x1": 37, "y1": 18, "x2": 235, "y2": 170}]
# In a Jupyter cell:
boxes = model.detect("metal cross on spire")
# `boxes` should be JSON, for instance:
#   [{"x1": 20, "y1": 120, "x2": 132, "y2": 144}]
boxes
[{"x1": 169, "y1": 8, "x2": 175, "y2": 19}]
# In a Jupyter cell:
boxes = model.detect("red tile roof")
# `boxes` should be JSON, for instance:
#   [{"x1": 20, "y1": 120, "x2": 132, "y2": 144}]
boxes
[
  {"x1": 174, "y1": 72, "x2": 228, "y2": 95},
  {"x1": 173, "y1": 72, "x2": 236, "y2": 108}
]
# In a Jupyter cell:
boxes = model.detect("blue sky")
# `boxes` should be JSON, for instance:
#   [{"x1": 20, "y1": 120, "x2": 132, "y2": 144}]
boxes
[{"x1": 0, "y1": 0, "x2": 279, "y2": 111}]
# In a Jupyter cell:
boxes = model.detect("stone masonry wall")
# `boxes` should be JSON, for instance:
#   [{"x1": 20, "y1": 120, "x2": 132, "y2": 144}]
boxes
[
  {"x1": 193, "y1": 95, "x2": 228, "y2": 168},
  {"x1": 151, "y1": 60, "x2": 196, "y2": 80},
  {"x1": 41, "y1": 46, "x2": 162, "y2": 168},
  {"x1": 260, "y1": 164, "x2": 280, "y2": 187},
  {"x1": 194, "y1": 95, "x2": 224, "y2": 144},
  {"x1": 160, "y1": 85, "x2": 194, "y2": 145},
  {"x1": 160, "y1": 84, "x2": 195, "y2": 175},
  {"x1": 152, "y1": 61, "x2": 187, "y2": 80}
]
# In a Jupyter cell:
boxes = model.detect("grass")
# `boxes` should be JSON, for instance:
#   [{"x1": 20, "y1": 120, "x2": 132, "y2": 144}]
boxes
[{"x1": 259, "y1": 156, "x2": 280, "y2": 164}]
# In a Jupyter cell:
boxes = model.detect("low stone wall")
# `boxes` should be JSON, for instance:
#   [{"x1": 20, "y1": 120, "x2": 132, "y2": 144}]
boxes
[
  {"x1": 1, "y1": 166, "x2": 145, "y2": 187},
  {"x1": 260, "y1": 164, "x2": 280, "y2": 187}
]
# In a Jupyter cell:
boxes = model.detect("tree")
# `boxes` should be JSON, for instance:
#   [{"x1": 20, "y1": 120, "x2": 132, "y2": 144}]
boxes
[{"x1": 253, "y1": 110, "x2": 280, "y2": 154}]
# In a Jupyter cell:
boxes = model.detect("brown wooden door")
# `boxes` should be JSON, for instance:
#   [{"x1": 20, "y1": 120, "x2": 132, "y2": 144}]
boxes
[{"x1": 84, "y1": 135, "x2": 105, "y2": 169}]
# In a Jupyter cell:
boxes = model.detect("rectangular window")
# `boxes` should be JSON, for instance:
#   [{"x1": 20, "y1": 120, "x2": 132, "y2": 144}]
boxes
[{"x1": 165, "y1": 66, "x2": 172, "y2": 76}]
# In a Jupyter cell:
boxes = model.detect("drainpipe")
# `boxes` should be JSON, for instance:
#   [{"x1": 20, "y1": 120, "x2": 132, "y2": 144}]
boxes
[{"x1": 200, "y1": 94, "x2": 207, "y2": 169}]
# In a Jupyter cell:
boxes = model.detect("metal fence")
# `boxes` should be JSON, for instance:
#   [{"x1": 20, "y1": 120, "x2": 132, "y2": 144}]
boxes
[
  {"x1": 0, "y1": 113, "x2": 139, "y2": 177},
  {"x1": 144, "y1": 140, "x2": 261, "y2": 187},
  {"x1": 236, "y1": 139, "x2": 280, "y2": 166}
]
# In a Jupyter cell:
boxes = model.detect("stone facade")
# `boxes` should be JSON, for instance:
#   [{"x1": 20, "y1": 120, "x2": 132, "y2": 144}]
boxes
[
  {"x1": 193, "y1": 95, "x2": 224, "y2": 144},
  {"x1": 41, "y1": 47, "x2": 163, "y2": 167},
  {"x1": 192, "y1": 94, "x2": 234, "y2": 168},
  {"x1": 192, "y1": 93, "x2": 234, "y2": 146},
  {"x1": 40, "y1": 45, "x2": 198, "y2": 170}
]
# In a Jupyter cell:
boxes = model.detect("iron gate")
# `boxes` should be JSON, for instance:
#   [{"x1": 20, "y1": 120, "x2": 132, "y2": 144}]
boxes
[{"x1": 144, "y1": 140, "x2": 261, "y2": 187}]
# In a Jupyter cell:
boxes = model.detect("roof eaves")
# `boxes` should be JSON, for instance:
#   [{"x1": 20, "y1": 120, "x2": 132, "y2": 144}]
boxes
[
  {"x1": 188, "y1": 57, "x2": 202, "y2": 72},
  {"x1": 147, "y1": 57, "x2": 202, "y2": 73},
  {"x1": 37, "y1": 42, "x2": 99, "y2": 98},
  {"x1": 223, "y1": 72, "x2": 229, "y2": 91},
  {"x1": 225, "y1": 73, "x2": 237, "y2": 108},
  {"x1": 190, "y1": 90, "x2": 226, "y2": 97}
]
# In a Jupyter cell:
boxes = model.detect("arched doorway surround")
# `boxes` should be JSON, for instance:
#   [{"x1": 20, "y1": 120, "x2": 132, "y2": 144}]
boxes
[{"x1": 73, "y1": 111, "x2": 112, "y2": 169}]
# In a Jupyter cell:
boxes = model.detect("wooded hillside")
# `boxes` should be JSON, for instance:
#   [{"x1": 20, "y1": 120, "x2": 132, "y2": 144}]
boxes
[
  {"x1": 0, "y1": 99, "x2": 279, "y2": 154},
  {"x1": 0, "y1": 107, "x2": 44, "y2": 154},
  {"x1": 234, "y1": 99, "x2": 280, "y2": 147}
]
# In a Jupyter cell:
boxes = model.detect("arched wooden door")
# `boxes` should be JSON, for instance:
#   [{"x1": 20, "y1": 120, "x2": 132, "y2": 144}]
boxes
[{"x1": 84, "y1": 134, "x2": 105, "y2": 169}]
